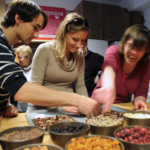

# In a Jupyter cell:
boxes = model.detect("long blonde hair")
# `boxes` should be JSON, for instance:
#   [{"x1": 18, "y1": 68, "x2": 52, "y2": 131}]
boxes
[{"x1": 49, "y1": 13, "x2": 89, "y2": 60}]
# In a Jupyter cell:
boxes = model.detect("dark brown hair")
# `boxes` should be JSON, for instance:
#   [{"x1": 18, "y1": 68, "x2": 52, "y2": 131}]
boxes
[
  {"x1": 119, "y1": 24, "x2": 150, "y2": 60},
  {"x1": 1, "y1": 0, "x2": 47, "y2": 30}
]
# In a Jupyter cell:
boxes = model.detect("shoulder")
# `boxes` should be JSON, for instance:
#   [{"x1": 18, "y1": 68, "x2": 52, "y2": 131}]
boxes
[
  {"x1": 90, "y1": 51, "x2": 104, "y2": 59},
  {"x1": 35, "y1": 41, "x2": 54, "y2": 55},
  {"x1": 0, "y1": 30, "x2": 9, "y2": 49},
  {"x1": 37, "y1": 41, "x2": 53, "y2": 50},
  {"x1": 106, "y1": 45, "x2": 120, "y2": 54}
]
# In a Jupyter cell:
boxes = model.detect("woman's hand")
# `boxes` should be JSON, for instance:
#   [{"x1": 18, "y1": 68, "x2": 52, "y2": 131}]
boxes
[
  {"x1": 92, "y1": 86, "x2": 116, "y2": 113},
  {"x1": 61, "y1": 106, "x2": 80, "y2": 114},
  {"x1": 3, "y1": 105, "x2": 18, "y2": 117},
  {"x1": 92, "y1": 66, "x2": 116, "y2": 114},
  {"x1": 134, "y1": 96, "x2": 147, "y2": 111}
]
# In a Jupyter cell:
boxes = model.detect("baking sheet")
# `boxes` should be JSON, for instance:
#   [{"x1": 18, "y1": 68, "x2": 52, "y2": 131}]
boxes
[
  {"x1": 26, "y1": 106, "x2": 130, "y2": 134},
  {"x1": 26, "y1": 108, "x2": 87, "y2": 134}
]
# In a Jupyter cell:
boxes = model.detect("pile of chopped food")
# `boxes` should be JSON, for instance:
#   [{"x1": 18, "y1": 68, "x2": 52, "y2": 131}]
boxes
[
  {"x1": 87, "y1": 114, "x2": 123, "y2": 126},
  {"x1": 23, "y1": 145, "x2": 48, "y2": 150},
  {"x1": 0, "y1": 128, "x2": 43, "y2": 141},
  {"x1": 66, "y1": 136, "x2": 121, "y2": 150},
  {"x1": 123, "y1": 113, "x2": 150, "y2": 118}
]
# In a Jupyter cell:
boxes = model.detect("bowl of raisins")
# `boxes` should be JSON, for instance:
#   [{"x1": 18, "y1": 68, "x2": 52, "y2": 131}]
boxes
[
  {"x1": 114, "y1": 125, "x2": 150, "y2": 150},
  {"x1": 48, "y1": 121, "x2": 90, "y2": 148}
]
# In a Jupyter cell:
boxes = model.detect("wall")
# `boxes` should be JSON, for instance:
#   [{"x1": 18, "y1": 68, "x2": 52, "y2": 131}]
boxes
[
  {"x1": 119, "y1": 0, "x2": 150, "y2": 11},
  {"x1": 88, "y1": 39, "x2": 108, "y2": 56},
  {"x1": 5, "y1": 0, "x2": 82, "y2": 11},
  {"x1": 143, "y1": 8, "x2": 150, "y2": 29},
  {"x1": 0, "y1": 0, "x2": 6, "y2": 27},
  {"x1": 5, "y1": 0, "x2": 121, "y2": 11}
]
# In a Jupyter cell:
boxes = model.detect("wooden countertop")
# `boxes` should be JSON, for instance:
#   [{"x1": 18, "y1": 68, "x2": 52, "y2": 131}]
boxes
[
  {"x1": 113, "y1": 102, "x2": 150, "y2": 111},
  {"x1": 0, "y1": 102, "x2": 150, "y2": 149}
]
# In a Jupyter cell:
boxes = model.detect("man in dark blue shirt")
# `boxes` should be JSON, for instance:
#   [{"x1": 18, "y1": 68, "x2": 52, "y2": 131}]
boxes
[{"x1": 85, "y1": 48, "x2": 104, "y2": 97}]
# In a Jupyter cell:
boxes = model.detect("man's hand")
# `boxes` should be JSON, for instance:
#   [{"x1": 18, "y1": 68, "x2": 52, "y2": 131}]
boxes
[{"x1": 3, "y1": 105, "x2": 18, "y2": 117}]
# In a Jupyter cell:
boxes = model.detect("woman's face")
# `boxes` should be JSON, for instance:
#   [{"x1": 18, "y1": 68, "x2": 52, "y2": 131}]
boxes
[
  {"x1": 66, "y1": 30, "x2": 88, "y2": 54},
  {"x1": 124, "y1": 38, "x2": 147, "y2": 66},
  {"x1": 17, "y1": 51, "x2": 30, "y2": 67}
]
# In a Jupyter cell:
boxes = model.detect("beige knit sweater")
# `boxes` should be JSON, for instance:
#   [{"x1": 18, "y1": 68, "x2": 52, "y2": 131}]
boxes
[{"x1": 27, "y1": 41, "x2": 88, "y2": 111}]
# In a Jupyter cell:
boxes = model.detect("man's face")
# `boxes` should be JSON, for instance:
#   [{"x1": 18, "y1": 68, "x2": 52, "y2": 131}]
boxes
[{"x1": 17, "y1": 13, "x2": 44, "y2": 45}]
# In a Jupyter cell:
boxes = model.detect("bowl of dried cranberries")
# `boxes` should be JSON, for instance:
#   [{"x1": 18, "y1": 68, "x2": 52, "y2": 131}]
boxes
[
  {"x1": 114, "y1": 125, "x2": 150, "y2": 150},
  {"x1": 48, "y1": 121, "x2": 90, "y2": 148}
]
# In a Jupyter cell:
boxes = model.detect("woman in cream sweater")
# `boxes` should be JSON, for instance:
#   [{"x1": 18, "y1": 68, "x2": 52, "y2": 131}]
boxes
[{"x1": 27, "y1": 12, "x2": 100, "y2": 116}]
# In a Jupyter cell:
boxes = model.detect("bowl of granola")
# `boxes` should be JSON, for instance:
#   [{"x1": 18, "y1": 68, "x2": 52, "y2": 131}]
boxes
[{"x1": 86, "y1": 110, "x2": 123, "y2": 137}]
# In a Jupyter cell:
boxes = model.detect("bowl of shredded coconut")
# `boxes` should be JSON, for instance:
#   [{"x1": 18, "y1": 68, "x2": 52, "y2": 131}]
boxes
[{"x1": 123, "y1": 110, "x2": 150, "y2": 127}]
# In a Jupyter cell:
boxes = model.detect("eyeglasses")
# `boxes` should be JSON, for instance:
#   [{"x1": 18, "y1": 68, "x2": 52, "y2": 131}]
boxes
[
  {"x1": 66, "y1": 18, "x2": 90, "y2": 31},
  {"x1": 125, "y1": 43, "x2": 147, "y2": 52}
]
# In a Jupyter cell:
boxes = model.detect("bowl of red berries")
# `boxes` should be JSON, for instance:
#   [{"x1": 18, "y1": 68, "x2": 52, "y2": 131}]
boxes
[{"x1": 114, "y1": 125, "x2": 150, "y2": 150}]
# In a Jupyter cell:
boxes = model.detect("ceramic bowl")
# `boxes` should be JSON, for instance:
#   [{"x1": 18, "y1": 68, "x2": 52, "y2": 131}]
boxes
[
  {"x1": 123, "y1": 110, "x2": 150, "y2": 126},
  {"x1": 114, "y1": 125, "x2": 150, "y2": 150},
  {"x1": 0, "y1": 126, "x2": 44, "y2": 150},
  {"x1": 86, "y1": 115, "x2": 123, "y2": 137},
  {"x1": 13, "y1": 143, "x2": 63, "y2": 150},
  {"x1": 65, "y1": 135, "x2": 125, "y2": 150},
  {"x1": 48, "y1": 121, "x2": 90, "y2": 148}
]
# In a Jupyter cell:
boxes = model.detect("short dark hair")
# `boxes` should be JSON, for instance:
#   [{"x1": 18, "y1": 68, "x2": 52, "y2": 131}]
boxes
[
  {"x1": 119, "y1": 24, "x2": 150, "y2": 60},
  {"x1": 1, "y1": 0, "x2": 47, "y2": 29}
]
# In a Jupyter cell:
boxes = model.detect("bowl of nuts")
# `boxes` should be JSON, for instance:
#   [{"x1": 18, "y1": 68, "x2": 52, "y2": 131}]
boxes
[
  {"x1": 123, "y1": 110, "x2": 150, "y2": 126},
  {"x1": 86, "y1": 111, "x2": 123, "y2": 137},
  {"x1": 65, "y1": 135, "x2": 125, "y2": 150},
  {"x1": 48, "y1": 121, "x2": 90, "y2": 148},
  {"x1": 114, "y1": 125, "x2": 150, "y2": 150},
  {"x1": 14, "y1": 143, "x2": 64, "y2": 150},
  {"x1": 0, "y1": 126, "x2": 44, "y2": 150}
]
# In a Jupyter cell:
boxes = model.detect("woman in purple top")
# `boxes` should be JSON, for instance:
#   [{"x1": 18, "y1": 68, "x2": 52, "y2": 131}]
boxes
[{"x1": 92, "y1": 24, "x2": 150, "y2": 113}]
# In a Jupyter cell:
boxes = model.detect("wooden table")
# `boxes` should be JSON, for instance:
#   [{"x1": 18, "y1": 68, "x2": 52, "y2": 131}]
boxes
[
  {"x1": 113, "y1": 102, "x2": 150, "y2": 111},
  {"x1": 0, "y1": 102, "x2": 150, "y2": 150}
]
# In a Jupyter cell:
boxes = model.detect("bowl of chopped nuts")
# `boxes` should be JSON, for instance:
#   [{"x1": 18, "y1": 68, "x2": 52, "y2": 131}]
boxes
[
  {"x1": 65, "y1": 135, "x2": 125, "y2": 150},
  {"x1": 48, "y1": 121, "x2": 90, "y2": 148},
  {"x1": 14, "y1": 143, "x2": 64, "y2": 150},
  {"x1": 86, "y1": 111, "x2": 124, "y2": 137},
  {"x1": 114, "y1": 125, "x2": 150, "y2": 150},
  {"x1": 123, "y1": 110, "x2": 150, "y2": 127},
  {"x1": 0, "y1": 126, "x2": 44, "y2": 150}
]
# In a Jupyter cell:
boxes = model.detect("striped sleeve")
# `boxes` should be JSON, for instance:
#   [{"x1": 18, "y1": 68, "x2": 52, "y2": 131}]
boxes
[{"x1": 0, "y1": 33, "x2": 27, "y2": 97}]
